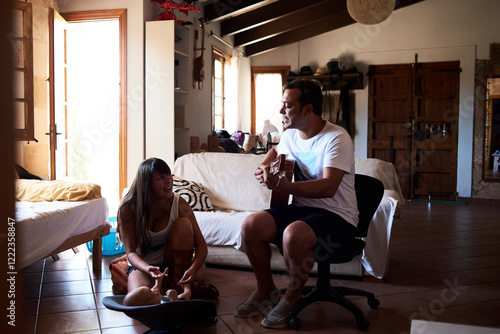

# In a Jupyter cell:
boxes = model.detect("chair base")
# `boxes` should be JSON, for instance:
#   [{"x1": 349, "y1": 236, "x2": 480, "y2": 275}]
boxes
[
  {"x1": 282, "y1": 261, "x2": 379, "y2": 330},
  {"x1": 288, "y1": 285, "x2": 379, "y2": 330}
]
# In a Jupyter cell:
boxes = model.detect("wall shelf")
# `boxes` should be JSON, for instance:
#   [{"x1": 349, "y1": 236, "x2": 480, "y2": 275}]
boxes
[{"x1": 286, "y1": 72, "x2": 364, "y2": 90}]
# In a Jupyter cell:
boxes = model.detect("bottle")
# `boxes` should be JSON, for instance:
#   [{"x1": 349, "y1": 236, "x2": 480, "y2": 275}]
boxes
[{"x1": 442, "y1": 124, "x2": 446, "y2": 137}]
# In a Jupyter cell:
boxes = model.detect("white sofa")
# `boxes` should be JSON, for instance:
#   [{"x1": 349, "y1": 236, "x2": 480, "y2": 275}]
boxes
[{"x1": 172, "y1": 152, "x2": 403, "y2": 279}]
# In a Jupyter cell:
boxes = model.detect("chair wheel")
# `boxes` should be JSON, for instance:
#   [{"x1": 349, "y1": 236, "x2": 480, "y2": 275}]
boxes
[
  {"x1": 368, "y1": 298, "x2": 380, "y2": 309},
  {"x1": 356, "y1": 318, "x2": 370, "y2": 330},
  {"x1": 288, "y1": 317, "x2": 302, "y2": 330}
]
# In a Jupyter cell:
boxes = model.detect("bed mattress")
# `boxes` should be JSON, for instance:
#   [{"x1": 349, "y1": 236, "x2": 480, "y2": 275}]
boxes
[{"x1": 15, "y1": 197, "x2": 109, "y2": 269}]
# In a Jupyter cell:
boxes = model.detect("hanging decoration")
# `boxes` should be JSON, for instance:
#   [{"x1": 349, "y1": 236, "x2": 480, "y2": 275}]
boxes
[
  {"x1": 346, "y1": 0, "x2": 396, "y2": 25},
  {"x1": 152, "y1": 0, "x2": 200, "y2": 24}
]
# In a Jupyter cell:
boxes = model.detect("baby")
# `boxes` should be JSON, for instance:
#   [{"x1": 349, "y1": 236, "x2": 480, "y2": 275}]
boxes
[{"x1": 123, "y1": 268, "x2": 179, "y2": 306}]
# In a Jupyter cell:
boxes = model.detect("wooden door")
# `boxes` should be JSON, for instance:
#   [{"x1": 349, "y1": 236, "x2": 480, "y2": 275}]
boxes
[
  {"x1": 368, "y1": 64, "x2": 414, "y2": 198},
  {"x1": 48, "y1": 9, "x2": 68, "y2": 180},
  {"x1": 368, "y1": 61, "x2": 460, "y2": 200}
]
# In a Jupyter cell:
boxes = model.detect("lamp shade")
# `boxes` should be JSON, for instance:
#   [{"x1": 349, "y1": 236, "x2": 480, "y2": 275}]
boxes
[{"x1": 347, "y1": 0, "x2": 396, "y2": 25}]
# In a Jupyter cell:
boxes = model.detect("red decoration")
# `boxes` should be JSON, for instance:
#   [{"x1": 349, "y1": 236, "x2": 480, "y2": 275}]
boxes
[{"x1": 154, "y1": 0, "x2": 200, "y2": 24}]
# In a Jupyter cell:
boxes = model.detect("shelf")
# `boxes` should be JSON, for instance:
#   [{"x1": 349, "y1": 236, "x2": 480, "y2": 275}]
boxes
[
  {"x1": 286, "y1": 72, "x2": 363, "y2": 90},
  {"x1": 175, "y1": 49, "x2": 189, "y2": 58},
  {"x1": 414, "y1": 167, "x2": 453, "y2": 173},
  {"x1": 413, "y1": 140, "x2": 452, "y2": 150},
  {"x1": 175, "y1": 88, "x2": 188, "y2": 94}
]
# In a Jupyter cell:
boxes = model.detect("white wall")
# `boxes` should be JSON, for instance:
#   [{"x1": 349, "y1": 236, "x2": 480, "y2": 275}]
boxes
[{"x1": 251, "y1": 0, "x2": 500, "y2": 198}]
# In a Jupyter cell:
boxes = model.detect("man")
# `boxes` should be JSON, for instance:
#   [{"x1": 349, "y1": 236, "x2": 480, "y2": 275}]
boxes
[{"x1": 234, "y1": 79, "x2": 359, "y2": 329}]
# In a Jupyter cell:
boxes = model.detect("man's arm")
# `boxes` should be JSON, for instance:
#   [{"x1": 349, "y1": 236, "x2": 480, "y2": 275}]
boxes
[{"x1": 265, "y1": 166, "x2": 345, "y2": 199}]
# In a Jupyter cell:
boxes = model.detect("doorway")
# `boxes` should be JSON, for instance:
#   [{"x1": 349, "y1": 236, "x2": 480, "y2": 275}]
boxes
[
  {"x1": 368, "y1": 61, "x2": 460, "y2": 200},
  {"x1": 251, "y1": 66, "x2": 290, "y2": 137},
  {"x1": 50, "y1": 9, "x2": 127, "y2": 216}
]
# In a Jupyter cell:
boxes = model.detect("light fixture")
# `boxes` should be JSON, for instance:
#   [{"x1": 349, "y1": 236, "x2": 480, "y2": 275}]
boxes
[{"x1": 346, "y1": 0, "x2": 396, "y2": 25}]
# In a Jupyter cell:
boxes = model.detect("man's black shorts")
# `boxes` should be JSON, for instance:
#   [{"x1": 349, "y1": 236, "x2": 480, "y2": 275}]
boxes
[{"x1": 265, "y1": 205, "x2": 356, "y2": 253}]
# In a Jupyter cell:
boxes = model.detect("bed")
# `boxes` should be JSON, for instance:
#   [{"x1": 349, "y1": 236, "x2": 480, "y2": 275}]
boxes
[{"x1": 14, "y1": 179, "x2": 111, "y2": 271}]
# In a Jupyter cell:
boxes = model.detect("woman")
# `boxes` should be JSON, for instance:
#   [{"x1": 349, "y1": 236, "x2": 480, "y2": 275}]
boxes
[{"x1": 118, "y1": 157, "x2": 214, "y2": 299}]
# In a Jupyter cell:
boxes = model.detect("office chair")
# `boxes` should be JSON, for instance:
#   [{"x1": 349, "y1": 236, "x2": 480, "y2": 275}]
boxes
[{"x1": 286, "y1": 174, "x2": 384, "y2": 330}]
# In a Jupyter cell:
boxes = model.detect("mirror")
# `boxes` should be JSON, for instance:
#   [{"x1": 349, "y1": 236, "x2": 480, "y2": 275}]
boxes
[{"x1": 483, "y1": 77, "x2": 500, "y2": 181}]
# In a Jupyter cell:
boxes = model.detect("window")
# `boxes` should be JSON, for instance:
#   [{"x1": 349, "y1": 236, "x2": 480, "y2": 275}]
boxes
[
  {"x1": 251, "y1": 66, "x2": 289, "y2": 135},
  {"x1": 11, "y1": 1, "x2": 34, "y2": 141},
  {"x1": 212, "y1": 47, "x2": 231, "y2": 131}
]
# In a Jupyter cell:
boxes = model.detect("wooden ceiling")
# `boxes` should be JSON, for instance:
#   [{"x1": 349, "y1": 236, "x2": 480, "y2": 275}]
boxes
[{"x1": 194, "y1": 0, "x2": 426, "y2": 57}]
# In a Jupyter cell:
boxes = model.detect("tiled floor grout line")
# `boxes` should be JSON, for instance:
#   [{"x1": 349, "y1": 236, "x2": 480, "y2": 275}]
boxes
[
  {"x1": 32, "y1": 259, "x2": 47, "y2": 334},
  {"x1": 86, "y1": 256, "x2": 103, "y2": 332}
]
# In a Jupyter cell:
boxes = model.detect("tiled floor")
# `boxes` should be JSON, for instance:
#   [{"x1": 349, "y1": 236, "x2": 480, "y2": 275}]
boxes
[{"x1": 18, "y1": 200, "x2": 500, "y2": 333}]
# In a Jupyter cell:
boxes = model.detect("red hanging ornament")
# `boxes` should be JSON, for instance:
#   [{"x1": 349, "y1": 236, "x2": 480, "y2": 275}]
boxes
[{"x1": 153, "y1": 0, "x2": 200, "y2": 24}]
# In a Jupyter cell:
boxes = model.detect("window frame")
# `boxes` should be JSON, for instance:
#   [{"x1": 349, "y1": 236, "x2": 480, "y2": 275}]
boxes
[
  {"x1": 212, "y1": 47, "x2": 231, "y2": 131},
  {"x1": 12, "y1": 1, "x2": 34, "y2": 142}
]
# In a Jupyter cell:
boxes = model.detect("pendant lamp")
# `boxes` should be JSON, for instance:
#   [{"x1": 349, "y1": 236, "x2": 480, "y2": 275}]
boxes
[{"x1": 346, "y1": 0, "x2": 396, "y2": 25}]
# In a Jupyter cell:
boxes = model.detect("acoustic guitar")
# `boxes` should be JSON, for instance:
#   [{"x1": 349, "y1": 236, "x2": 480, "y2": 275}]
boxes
[
  {"x1": 269, "y1": 154, "x2": 295, "y2": 208},
  {"x1": 192, "y1": 18, "x2": 205, "y2": 90}
]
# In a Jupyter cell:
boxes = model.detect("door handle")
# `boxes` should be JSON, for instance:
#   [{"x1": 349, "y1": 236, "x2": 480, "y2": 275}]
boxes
[{"x1": 45, "y1": 125, "x2": 62, "y2": 149}]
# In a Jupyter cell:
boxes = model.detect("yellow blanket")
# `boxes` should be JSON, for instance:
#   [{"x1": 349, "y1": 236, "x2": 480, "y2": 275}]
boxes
[{"x1": 15, "y1": 179, "x2": 102, "y2": 202}]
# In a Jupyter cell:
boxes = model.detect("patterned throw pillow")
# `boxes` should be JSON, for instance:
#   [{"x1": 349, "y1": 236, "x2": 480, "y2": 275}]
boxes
[{"x1": 173, "y1": 176, "x2": 215, "y2": 212}]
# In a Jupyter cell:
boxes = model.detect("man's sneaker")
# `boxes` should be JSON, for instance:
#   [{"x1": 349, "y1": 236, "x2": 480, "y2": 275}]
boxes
[
  {"x1": 234, "y1": 288, "x2": 281, "y2": 318},
  {"x1": 261, "y1": 299, "x2": 292, "y2": 329}
]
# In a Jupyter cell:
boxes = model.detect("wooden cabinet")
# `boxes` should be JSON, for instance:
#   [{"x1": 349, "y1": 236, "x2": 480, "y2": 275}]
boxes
[
  {"x1": 368, "y1": 61, "x2": 460, "y2": 200},
  {"x1": 145, "y1": 20, "x2": 190, "y2": 168}
]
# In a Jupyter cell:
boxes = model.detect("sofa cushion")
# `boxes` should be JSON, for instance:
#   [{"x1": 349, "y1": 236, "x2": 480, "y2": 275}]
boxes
[
  {"x1": 173, "y1": 153, "x2": 271, "y2": 212},
  {"x1": 173, "y1": 176, "x2": 215, "y2": 212}
]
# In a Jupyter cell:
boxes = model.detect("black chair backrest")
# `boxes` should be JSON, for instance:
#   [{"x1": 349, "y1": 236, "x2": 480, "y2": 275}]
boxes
[{"x1": 354, "y1": 174, "x2": 384, "y2": 238}]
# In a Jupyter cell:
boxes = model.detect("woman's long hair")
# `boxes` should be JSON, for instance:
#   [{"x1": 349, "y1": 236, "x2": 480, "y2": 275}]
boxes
[{"x1": 117, "y1": 158, "x2": 171, "y2": 256}]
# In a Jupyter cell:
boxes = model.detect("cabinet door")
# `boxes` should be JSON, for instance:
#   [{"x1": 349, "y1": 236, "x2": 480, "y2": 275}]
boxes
[
  {"x1": 145, "y1": 20, "x2": 175, "y2": 168},
  {"x1": 412, "y1": 61, "x2": 460, "y2": 199},
  {"x1": 368, "y1": 61, "x2": 460, "y2": 200},
  {"x1": 368, "y1": 64, "x2": 414, "y2": 198}
]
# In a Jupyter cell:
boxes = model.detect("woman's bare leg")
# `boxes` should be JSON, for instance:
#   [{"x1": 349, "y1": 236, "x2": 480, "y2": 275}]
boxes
[
  {"x1": 127, "y1": 269, "x2": 154, "y2": 293},
  {"x1": 164, "y1": 217, "x2": 197, "y2": 299}
]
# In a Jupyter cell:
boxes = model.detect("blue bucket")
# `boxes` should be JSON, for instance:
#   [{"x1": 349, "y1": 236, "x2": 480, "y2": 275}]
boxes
[{"x1": 87, "y1": 217, "x2": 125, "y2": 256}]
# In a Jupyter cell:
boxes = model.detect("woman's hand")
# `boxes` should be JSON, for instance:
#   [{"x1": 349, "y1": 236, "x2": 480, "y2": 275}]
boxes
[
  {"x1": 148, "y1": 265, "x2": 164, "y2": 279},
  {"x1": 177, "y1": 267, "x2": 196, "y2": 285}
]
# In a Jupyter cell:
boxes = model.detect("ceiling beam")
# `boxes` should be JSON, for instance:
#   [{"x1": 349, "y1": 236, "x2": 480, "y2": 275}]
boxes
[
  {"x1": 395, "y1": 0, "x2": 427, "y2": 10},
  {"x1": 234, "y1": 0, "x2": 347, "y2": 47},
  {"x1": 220, "y1": 0, "x2": 331, "y2": 36},
  {"x1": 203, "y1": 0, "x2": 278, "y2": 23},
  {"x1": 245, "y1": 10, "x2": 355, "y2": 57}
]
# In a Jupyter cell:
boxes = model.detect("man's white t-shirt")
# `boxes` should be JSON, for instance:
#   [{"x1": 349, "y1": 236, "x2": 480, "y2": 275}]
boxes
[{"x1": 277, "y1": 121, "x2": 359, "y2": 227}]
